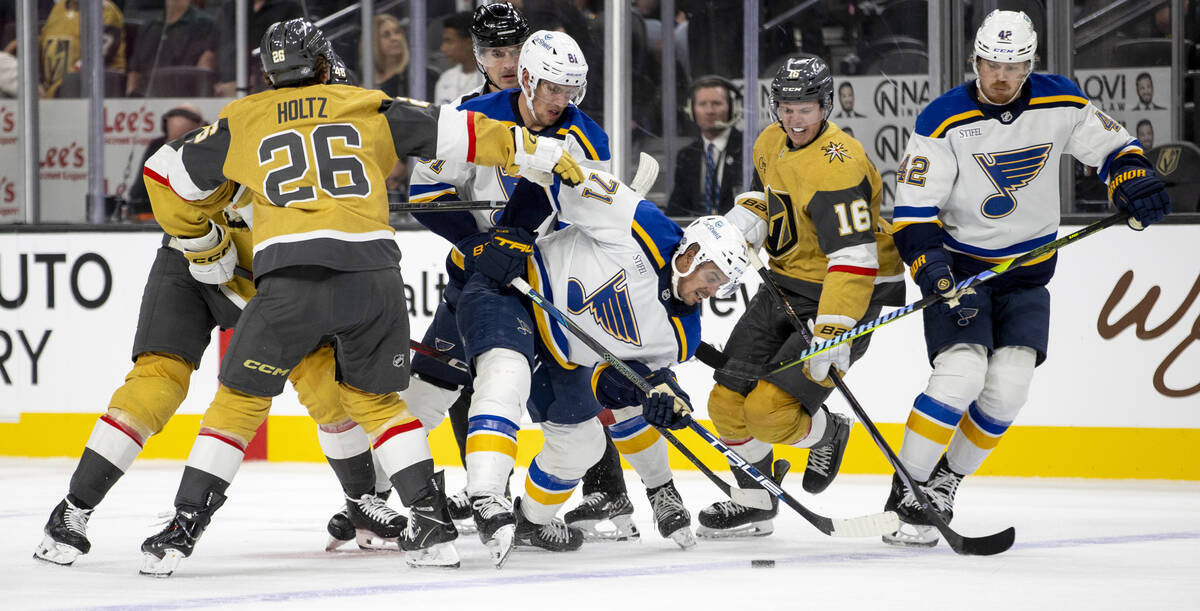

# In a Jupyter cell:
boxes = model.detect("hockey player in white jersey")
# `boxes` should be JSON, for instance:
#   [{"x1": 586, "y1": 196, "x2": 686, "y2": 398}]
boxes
[
  {"x1": 454, "y1": 173, "x2": 749, "y2": 559},
  {"x1": 884, "y1": 10, "x2": 1171, "y2": 547}
]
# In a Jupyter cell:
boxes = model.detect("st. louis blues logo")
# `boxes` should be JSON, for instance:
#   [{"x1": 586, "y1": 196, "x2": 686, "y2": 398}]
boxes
[
  {"x1": 494, "y1": 166, "x2": 522, "y2": 198},
  {"x1": 972, "y1": 143, "x2": 1052, "y2": 218},
  {"x1": 567, "y1": 270, "x2": 641, "y2": 346}
]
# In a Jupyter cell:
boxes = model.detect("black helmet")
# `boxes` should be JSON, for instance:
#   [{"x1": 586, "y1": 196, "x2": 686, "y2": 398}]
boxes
[
  {"x1": 769, "y1": 54, "x2": 834, "y2": 124},
  {"x1": 470, "y1": 2, "x2": 530, "y2": 48},
  {"x1": 260, "y1": 18, "x2": 332, "y2": 88}
]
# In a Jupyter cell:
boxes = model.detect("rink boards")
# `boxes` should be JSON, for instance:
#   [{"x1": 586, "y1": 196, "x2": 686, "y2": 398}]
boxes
[{"x1": 1, "y1": 225, "x2": 1197, "y2": 479}]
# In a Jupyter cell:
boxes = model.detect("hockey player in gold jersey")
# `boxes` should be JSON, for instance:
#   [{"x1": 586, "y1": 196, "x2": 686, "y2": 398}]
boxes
[
  {"x1": 700, "y1": 55, "x2": 906, "y2": 538},
  {"x1": 137, "y1": 18, "x2": 583, "y2": 576}
]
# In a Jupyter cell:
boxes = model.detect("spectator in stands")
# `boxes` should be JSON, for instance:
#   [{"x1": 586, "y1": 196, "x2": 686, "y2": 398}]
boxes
[
  {"x1": 39, "y1": 0, "x2": 126, "y2": 98},
  {"x1": 373, "y1": 13, "x2": 437, "y2": 101},
  {"x1": 433, "y1": 11, "x2": 481, "y2": 105},
  {"x1": 213, "y1": 0, "x2": 304, "y2": 98},
  {"x1": 667, "y1": 75, "x2": 743, "y2": 217},
  {"x1": 1137, "y1": 119, "x2": 1156, "y2": 150},
  {"x1": 124, "y1": 104, "x2": 205, "y2": 221},
  {"x1": 1133, "y1": 72, "x2": 1166, "y2": 111},
  {"x1": 126, "y1": 0, "x2": 216, "y2": 96}
]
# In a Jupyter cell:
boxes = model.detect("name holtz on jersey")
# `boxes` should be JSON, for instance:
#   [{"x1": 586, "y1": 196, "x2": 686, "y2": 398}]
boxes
[
  {"x1": 526, "y1": 169, "x2": 700, "y2": 371},
  {"x1": 892, "y1": 72, "x2": 1142, "y2": 262}
]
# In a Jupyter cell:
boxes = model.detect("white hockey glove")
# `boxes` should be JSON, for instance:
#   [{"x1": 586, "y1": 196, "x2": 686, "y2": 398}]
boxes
[
  {"x1": 509, "y1": 125, "x2": 584, "y2": 187},
  {"x1": 176, "y1": 222, "x2": 238, "y2": 285},
  {"x1": 803, "y1": 315, "x2": 855, "y2": 385}
]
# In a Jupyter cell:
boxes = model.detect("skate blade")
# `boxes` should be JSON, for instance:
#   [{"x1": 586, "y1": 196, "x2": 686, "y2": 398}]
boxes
[
  {"x1": 405, "y1": 542, "x2": 460, "y2": 568},
  {"x1": 325, "y1": 535, "x2": 353, "y2": 552},
  {"x1": 569, "y1": 517, "x2": 641, "y2": 542},
  {"x1": 696, "y1": 520, "x2": 774, "y2": 540},
  {"x1": 882, "y1": 524, "x2": 940, "y2": 548},
  {"x1": 487, "y1": 524, "x2": 516, "y2": 569},
  {"x1": 453, "y1": 518, "x2": 478, "y2": 535},
  {"x1": 139, "y1": 549, "x2": 185, "y2": 577},
  {"x1": 355, "y1": 530, "x2": 400, "y2": 551},
  {"x1": 33, "y1": 535, "x2": 83, "y2": 566},
  {"x1": 666, "y1": 526, "x2": 698, "y2": 550}
]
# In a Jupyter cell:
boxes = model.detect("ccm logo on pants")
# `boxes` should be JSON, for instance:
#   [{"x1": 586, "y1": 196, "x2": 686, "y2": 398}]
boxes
[{"x1": 242, "y1": 360, "x2": 291, "y2": 376}]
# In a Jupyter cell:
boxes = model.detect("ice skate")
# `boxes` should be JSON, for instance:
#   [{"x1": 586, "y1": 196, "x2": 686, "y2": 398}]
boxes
[
  {"x1": 563, "y1": 491, "x2": 640, "y2": 542},
  {"x1": 802, "y1": 412, "x2": 853, "y2": 494},
  {"x1": 513, "y1": 497, "x2": 583, "y2": 552},
  {"x1": 697, "y1": 458, "x2": 789, "y2": 539},
  {"x1": 646, "y1": 481, "x2": 696, "y2": 549},
  {"x1": 33, "y1": 498, "x2": 93, "y2": 566},
  {"x1": 447, "y1": 488, "x2": 477, "y2": 535},
  {"x1": 326, "y1": 490, "x2": 409, "y2": 551},
  {"x1": 139, "y1": 491, "x2": 226, "y2": 577},
  {"x1": 883, "y1": 456, "x2": 963, "y2": 548},
  {"x1": 472, "y1": 494, "x2": 517, "y2": 568},
  {"x1": 399, "y1": 472, "x2": 460, "y2": 568}
]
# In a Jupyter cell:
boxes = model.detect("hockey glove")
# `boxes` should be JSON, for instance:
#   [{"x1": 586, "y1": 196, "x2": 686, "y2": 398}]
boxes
[
  {"x1": 592, "y1": 361, "x2": 653, "y2": 409},
  {"x1": 510, "y1": 126, "x2": 584, "y2": 187},
  {"x1": 177, "y1": 222, "x2": 237, "y2": 285},
  {"x1": 911, "y1": 249, "x2": 980, "y2": 327},
  {"x1": 803, "y1": 315, "x2": 854, "y2": 384},
  {"x1": 474, "y1": 226, "x2": 535, "y2": 286},
  {"x1": 642, "y1": 369, "x2": 692, "y2": 430},
  {"x1": 1109, "y1": 167, "x2": 1171, "y2": 230}
]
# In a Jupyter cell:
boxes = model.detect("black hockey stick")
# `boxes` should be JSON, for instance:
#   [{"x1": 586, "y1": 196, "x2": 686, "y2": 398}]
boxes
[
  {"x1": 745, "y1": 247, "x2": 1014, "y2": 555},
  {"x1": 232, "y1": 266, "x2": 468, "y2": 373},
  {"x1": 389, "y1": 200, "x2": 506, "y2": 212},
  {"x1": 511, "y1": 277, "x2": 899, "y2": 538},
  {"x1": 759, "y1": 212, "x2": 1130, "y2": 377}
]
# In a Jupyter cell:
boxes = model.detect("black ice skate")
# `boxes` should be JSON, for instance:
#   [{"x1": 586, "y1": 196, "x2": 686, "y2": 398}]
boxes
[
  {"x1": 139, "y1": 491, "x2": 226, "y2": 577},
  {"x1": 399, "y1": 472, "x2": 460, "y2": 568},
  {"x1": 326, "y1": 489, "x2": 409, "y2": 551},
  {"x1": 646, "y1": 481, "x2": 696, "y2": 549},
  {"x1": 882, "y1": 455, "x2": 963, "y2": 548},
  {"x1": 802, "y1": 411, "x2": 853, "y2": 494},
  {"x1": 33, "y1": 498, "x2": 94, "y2": 566},
  {"x1": 563, "y1": 491, "x2": 640, "y2": 542},
  {"x1": 471, "y1": 494, "x2": 517, "y2": 568},
  {"x1": 513, "y1": 497, "x2": 583, "y2": 552},
  {"x1": 697, "y1": 458, "x2": 790, "y2": 539}
]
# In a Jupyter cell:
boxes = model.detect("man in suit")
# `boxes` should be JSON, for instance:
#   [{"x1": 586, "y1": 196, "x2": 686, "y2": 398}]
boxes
[{"x1": 667, "y1": 75, "x2": 743, "y2": 217}]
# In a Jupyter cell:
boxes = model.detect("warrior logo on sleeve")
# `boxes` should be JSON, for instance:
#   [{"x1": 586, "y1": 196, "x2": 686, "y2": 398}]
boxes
[
  {"x1": 972, "y1": 143, "x2": 1053, "y2": 218},
  {"x1": 567, "y1": 270, "x2": 642, "y2": 346}
]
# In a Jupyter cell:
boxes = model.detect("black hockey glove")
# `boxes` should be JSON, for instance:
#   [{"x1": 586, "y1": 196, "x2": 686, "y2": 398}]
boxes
[
  {"x1": 1109, "y1": 167, "x2": 1171, "y2": 230},
  {"x1": 474, "y1": 226, "x2": 535, "y2": 286},
  {"x1": 911, "y1": 248, "x2": 981, "y2": 327},
  {"x1": 642, "y1": 369, "x2": 692, "y2": 430}
]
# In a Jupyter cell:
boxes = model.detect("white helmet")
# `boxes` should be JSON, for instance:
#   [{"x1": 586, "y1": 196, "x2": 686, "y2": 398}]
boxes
[
  {"x1": 519, "y1": 30, "x2": 588, "y2": 112},
  {"x1": 672, "y1": 216, "x2": 750, "y2": 300},
  {"x1": 973, "y1": 10, "x2": 1037, "y2": 65}
]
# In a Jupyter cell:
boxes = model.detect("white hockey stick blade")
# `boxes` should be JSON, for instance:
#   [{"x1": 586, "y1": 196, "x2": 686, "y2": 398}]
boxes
[
  {"x1": 729, "y1": 487, "x2": 774, "y2": 511},
  {"x1": 629, "y1": 152, "x2": 660, "y2": 196},
  {"x1": 828, "y1": 510, "x2": 901, "y2": 538}
]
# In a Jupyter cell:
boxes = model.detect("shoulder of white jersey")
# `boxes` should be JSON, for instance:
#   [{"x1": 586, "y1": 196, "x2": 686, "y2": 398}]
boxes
[
  {"x1": 458, "y1": 89, "x2": 519, "y2": 122},
  {"x1": 630, "y1": 199, "x2": 683, "y2": 271},
  {"x1": 913, "y1": 83, "x2": 984, "y2": 139},
  {"x1": 1026, "y1": 72, "x2": 1089, "y2": 110},
  {"x1": 555, "y1": 106, "x2": 610, "y2": 162}
]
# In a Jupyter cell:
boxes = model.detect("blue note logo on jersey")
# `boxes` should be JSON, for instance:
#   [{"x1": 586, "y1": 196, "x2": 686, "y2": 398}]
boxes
[
  {"x1": 493, "y1": 166, "x2": 522, "y2": 199},
  {"x1": 972, "y1": 143, "x2": 1053, "y2": 218},
  {"x1": 567, "y1": 270, "x2": 642, "y2": 346}
]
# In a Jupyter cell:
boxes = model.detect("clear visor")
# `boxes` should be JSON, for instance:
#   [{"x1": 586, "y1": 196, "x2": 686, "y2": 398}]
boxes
[
  {"x1": 475, "y1": 44, "x2": 521, "y2": 69},
  {"x1": 534, "y1": 80, "x2": 585, "y2": 104},
  {"x1": 972, "y1": 57, "x2": 1032, "y2": 79}
]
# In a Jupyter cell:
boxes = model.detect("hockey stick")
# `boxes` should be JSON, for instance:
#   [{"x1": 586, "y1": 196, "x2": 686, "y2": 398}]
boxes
[
  {"x1": 745, "y1": 248, "x2": 1014, "y2": 555},
  {"x1": 764, "y1": 211, "x2": 1131, "y2": 377},
  {"x1": 389, "y1": 200, "x2": 506, "y2": 212},
  {"x1": 510, "y1": 277, "x2": 899, "y2": 537},
  {"x1": 629, "y1": 152, "x2": 660, "y2": 197}
]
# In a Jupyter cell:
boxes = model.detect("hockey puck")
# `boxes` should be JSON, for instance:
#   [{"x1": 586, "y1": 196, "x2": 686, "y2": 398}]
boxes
[{"x1": 750, "y1": 559, "x2": 775, "y2": 568}]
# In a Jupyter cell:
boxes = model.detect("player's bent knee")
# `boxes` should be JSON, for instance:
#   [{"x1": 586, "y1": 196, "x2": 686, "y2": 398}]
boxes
[
  {"x1": 743, "y1": 380, "x2": 811, "y2": 445},
  {"x1": 538, "y1": 419, "x2": 605, "y2": 480},
  {"x1": 401, "y1": 375, "x2": 461, "y2": 431},
  {"x1": 471, "y1": 348, "x2": 531, "y2": 421},
  {"x1": 291, "y1": 346, "x2": 345, "y2": 425},
  {"x1": 927, "y1": 343, "x2": 989, "y2": 408},
  {"x1": 977, "y1": 345, "x2": 1037, "y2": 421},
  {"x1": 338, "y1": 383, "x2": 413, "y2": 436},
  {"x1": 200, "y1": 385, "x2": 274, "y2": 444},
  {"x1": 708, "y1": 383, "x2": 752, "y2": 439},
  {"x1": 107, "y1": 352, "x2": 195, "y2": 435}
]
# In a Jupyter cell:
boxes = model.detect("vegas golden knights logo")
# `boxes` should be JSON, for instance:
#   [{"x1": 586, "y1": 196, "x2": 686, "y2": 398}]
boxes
[
  {"x1": 1156, "y1": 146, "x2": 1181, "y2": 176},
  {"x1": 766, "y1": 189, "x2": 798, "y2": 256}
]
